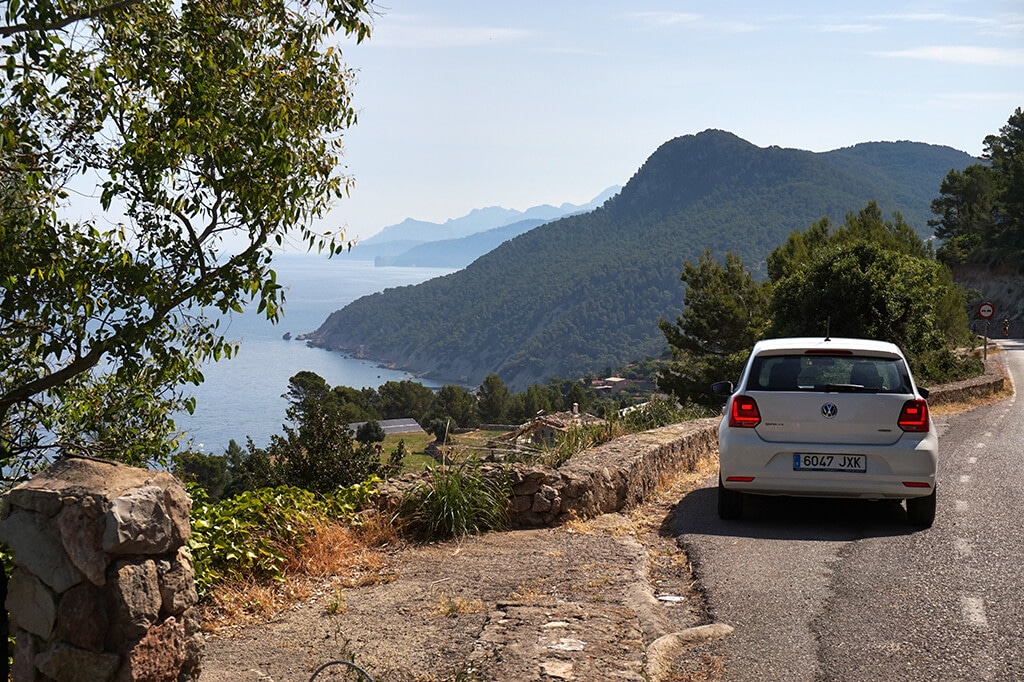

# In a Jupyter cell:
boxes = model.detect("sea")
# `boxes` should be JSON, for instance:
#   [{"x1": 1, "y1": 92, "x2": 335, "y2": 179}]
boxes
[{"x1": 175, "y1": 253, "x2": 455, "y2": 455}]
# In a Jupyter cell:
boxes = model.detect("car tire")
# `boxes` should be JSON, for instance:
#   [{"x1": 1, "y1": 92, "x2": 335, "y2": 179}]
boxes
[
  {"x1": 906, "y1": 487, "x2": 936, "y2": 527},
  {"x1": 718, "y1": 476, "x2": 744, "y2": 520}
]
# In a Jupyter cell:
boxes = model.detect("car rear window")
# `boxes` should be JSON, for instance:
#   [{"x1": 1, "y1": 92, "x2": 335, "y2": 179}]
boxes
[{"x1": 748, "y1": 354, "x2": 912, "y2": 393}]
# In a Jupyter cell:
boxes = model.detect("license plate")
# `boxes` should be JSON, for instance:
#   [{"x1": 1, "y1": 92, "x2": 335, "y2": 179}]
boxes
[{"x1": 793, "y1": 454, "x2": 866, "y2": 472}]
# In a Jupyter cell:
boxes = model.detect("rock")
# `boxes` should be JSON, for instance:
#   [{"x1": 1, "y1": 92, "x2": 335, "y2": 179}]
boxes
[
  {"x1": 56, "y1": 582, "x2": 108, "y2": 652},
  {"x1": 107, "y1": 560, "x2": 162, "y2": 645},
  {"x1": 12, "y1": 631, "x2": 41, "y2": 682},
  {"x1": 6, "y1": 568, "x2": 57, "y2": 639},
  {"x1": 0, "y1": 509, "x2": 83, "y2": 593},
  {"x1": 157, "y1": 547, "x2": 198, "y2": 616},
  {"x1": 2, "y1": 457, "x2": 199, "y2": 682},
  {"x1": 104, "y1": 485, "x2": 186, "y2": 556},
  {"x1": 57, "y1": 500, "x2": 109, "y2": 586},
  {"x1": 35, "y1": 643, "x2": 120, "y2": 682},
  {"x1": 119, "y1": 617, "x2": 186, "y2": 682}
]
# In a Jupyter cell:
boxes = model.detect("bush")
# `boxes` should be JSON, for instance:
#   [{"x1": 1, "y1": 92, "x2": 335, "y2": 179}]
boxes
[
  {"x1": 397, "y1": 462, "x2": 508, "y2": 541},
  {"x1": 528, "y1": 398, "x2": 714, "y2": 467},
  {"x1": 189, "y1": 479, "x2": 378, "y2": 595},
  {"x1": 621, "y1": 396, "x2": 711, "y2": 431},
  {"x1": 912, "y1": 348, "x2": 985, "y2": 387}
]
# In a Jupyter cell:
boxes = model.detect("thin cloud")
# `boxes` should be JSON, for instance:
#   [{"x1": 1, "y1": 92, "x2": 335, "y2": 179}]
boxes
[
  {"x1": 868, "y1": 12, "x2": 995, "y2": 27},
  {"x1": 627, "y1": 11, "x2": 761, "y2": 34},
  {"x1": 369, "y1": 14, "x2": 532, "y2": 49},
  {"x1": 818, "y1": 23, "x2": 884, "y2": 34},
  {"x1": 627, "y1": 11, "x2": 702, "y2": 27},
  {"x1": 875, "y1": 46, "x2": 1024, "y2": 67}
]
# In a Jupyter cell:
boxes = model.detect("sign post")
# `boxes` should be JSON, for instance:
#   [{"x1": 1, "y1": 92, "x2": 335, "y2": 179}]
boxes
[{"x1": 978, "y1": 301, "x2": 995, "y2": 362}]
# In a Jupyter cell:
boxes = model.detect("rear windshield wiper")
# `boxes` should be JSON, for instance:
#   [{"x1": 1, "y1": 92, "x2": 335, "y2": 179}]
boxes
[{"x1": 823, "y1": 383, "x2": 878, "y2": 393}]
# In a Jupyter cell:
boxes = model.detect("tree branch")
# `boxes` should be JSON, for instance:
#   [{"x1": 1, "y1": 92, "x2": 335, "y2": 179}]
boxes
[{"x1": 0, "y1": 0, "x2": 145, "y2": 37}]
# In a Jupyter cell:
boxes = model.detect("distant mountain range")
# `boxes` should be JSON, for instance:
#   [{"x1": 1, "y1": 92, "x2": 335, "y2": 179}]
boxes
[
  {"x1": 307, "y1": 130, "x2": 975, "y2": 390},
  {"x1": 350, "y1": 187, "x2": 621, "y2": 268}
]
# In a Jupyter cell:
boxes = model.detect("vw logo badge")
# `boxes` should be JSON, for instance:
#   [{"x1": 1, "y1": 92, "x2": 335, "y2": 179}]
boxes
[{"x1": 821, "y1": 403, "x2": 838, "y2": 419}]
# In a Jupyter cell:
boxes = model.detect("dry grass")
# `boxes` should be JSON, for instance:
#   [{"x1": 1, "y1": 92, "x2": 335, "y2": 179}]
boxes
[
  {"x1": 931, "y1": 384, "x2": 1014, "y2": 415},
  {"x1": 506, "y1": 577, "x2": 548, "y2": 602},
  {"x1": 284, "y1": 512, "x2": 399, "y2": 584},
  {"x1": 198, "y1": 512, "x2": 402, "y2": 631},
  {"x1": 428, "y1": 594, "x2": 486, "y2": 618},
  {"x1": 663, "y1": 653, "x2": 728, "y2": 682},
  {"x1": 560, "y1": 515, "x2": 595, "y2": 535}
]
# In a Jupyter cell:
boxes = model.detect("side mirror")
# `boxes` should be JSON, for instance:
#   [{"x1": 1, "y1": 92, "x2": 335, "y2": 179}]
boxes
[
  {"x1": 917, "y1": 386, "x2": 930, "y2": 400},
  {"x1": 711, "y1": 381, "x2": 735, "y2": 396}
]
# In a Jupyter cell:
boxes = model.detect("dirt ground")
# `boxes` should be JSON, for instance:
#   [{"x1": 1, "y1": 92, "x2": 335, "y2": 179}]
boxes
[{"x1": 198, "y1": 462, "x2": 727, "y2": 682}]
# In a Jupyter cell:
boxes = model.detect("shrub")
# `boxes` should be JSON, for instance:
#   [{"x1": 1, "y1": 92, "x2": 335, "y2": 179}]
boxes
[
  {"x1": 535, "y1": 398, "x2": 713, "y2": 467},
  {"x1": 397, "y1": 462, "x2": 508, "y2": 541},
  {"x1": 912, "y1": 348, "x2": 985, "y2": 387},
  {"x1": 189, "y1": 479, "x2": 378, "y2": 595}
]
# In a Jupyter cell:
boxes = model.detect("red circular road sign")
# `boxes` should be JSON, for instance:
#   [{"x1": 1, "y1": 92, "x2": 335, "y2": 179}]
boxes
[{"x1": 978, "y1": 301, "x2": 995, "y2": 319}]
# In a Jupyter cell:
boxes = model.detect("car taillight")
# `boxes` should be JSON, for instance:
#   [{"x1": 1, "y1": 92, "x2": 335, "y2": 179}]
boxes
[
  {"x1": 898, "y1": 399, "x2": 930, "y2": 432},
  {"x1": 729, "y1": 395, "x2": 761, "y2": 428}
]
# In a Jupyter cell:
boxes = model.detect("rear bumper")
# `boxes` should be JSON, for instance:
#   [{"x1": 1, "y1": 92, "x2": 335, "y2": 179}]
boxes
[{"x1": 718, "y1": 427, "x2": 938, "y2": 500}]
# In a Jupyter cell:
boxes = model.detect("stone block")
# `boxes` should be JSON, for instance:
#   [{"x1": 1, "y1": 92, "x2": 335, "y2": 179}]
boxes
[
  {"x1": 56, "y1": 582, "x2": 109, "y2": 652},
  {"x1": 0, "y1": 508, "x2": 84, "y2": 593},
  {"x1": 513, "y1": 479, "x2": 541, "y2": 496},
  {"x1": 157, "y1": 547, "x2": 198, "y2": 616},
  {"x1": 107, "y1": 560, "x2": 162, "y2": 645},
  {"x1": 35, "y1": 643, "x2": 120, "y2": 682},
  {"x1": 7, "y1": 569, "x2": 57, "y2": 640},
  {"x1": 3, "y1": 485, "x2": 63, "y2": 518},
  {"x1": 510, "y1": 495, "x2": 533, "y2": 513},
  {"x1": 12, "y1": 630, "x2": 41, "y2": 682},
  {"x1": 119, "y1": 617, "x2": 185, "y2": 682},
  {"x1": 57, "y1": 501, "x2": 109, "y2": 586},
  {"x1": 103, "y1": 486, "x2": 177, "y2": 556}
]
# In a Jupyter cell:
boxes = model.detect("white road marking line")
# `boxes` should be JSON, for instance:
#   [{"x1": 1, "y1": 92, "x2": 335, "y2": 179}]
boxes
[{"x1": 962, "y1": 596, "x2": 989, "y2": 628}]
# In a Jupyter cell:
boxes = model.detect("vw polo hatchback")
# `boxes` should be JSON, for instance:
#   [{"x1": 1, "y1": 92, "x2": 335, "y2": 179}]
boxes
[{"x1": 713, "y1": 337, "x2": 938, "y2": 526}]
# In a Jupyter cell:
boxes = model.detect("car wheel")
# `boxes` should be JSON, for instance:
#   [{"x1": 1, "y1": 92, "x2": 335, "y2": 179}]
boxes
[
  {"x1": 906, "y1": 487, "x2": 936, "y2": 527},
  {"x1": 718, "y1": 476, "x2": 744, "y2": 520}
]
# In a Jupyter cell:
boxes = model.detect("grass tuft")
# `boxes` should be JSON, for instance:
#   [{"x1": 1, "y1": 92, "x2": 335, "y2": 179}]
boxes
[{"x1": 397, "y1": 460, "x2": 509, "y2": 541}]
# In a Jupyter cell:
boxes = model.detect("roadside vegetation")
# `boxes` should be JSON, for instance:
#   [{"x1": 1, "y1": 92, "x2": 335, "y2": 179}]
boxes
[{"x1": 183, "y1": 393, "x2": 702, "y2": 626}]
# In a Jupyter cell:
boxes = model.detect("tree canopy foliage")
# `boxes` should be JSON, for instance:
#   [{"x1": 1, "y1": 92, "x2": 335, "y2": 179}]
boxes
[
  {"x1": 0, "y1": 0, "x2": 374, "y2": 479},
  {"x1": 660, "y1": 202, "x2": 976, "y2": 405},
  {"x1": 929, "y1": 108, "x2": 1024, "y2": 267},
  {"x1": 658, "y1": 251, "x2": 770, "y2": 404}
]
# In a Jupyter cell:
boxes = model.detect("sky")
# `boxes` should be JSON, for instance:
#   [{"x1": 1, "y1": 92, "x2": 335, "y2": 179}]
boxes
[{"x1": 322, "y1": 0, "x2": 1024, "y2": 241}]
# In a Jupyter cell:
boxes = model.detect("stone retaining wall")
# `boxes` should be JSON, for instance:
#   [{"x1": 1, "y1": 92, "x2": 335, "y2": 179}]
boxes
[
  {"x1": 379, "y1": 417, "x2": 721, "y2": 528},
  {"x1": 0, "y1": 457, "x2": 202, "y2": 682},
  {"x1": 926, "y1": 354, "x2": 1006, "y2": 406}
]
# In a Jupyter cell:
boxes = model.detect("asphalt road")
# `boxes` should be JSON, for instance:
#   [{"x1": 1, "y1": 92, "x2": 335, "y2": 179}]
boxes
[{"x1": 670, "y1": 340, "x2": 1024, "y2": 681}]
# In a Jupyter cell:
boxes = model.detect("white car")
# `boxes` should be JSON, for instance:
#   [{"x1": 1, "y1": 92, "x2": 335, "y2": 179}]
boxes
[{"x1": 713, "y1": 337, "x2": 938, "y2": 526}]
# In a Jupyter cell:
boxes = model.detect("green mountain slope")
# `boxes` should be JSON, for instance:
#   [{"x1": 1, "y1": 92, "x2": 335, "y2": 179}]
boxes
[{"x1": 307, "y1": 130, "x2": 974, "y2": 389}]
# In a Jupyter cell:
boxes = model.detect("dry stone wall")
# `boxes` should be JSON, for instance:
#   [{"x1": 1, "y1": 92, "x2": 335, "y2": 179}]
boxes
[
  {"x1": 0, "y1": 457, "x2": 201, "y2": 682},
  {"x1": 926, "y1": 354, "x2": 1005, "y2": 406},
  {"x1": 379, "y1": 417, "x2": 721, "y2": 528}
]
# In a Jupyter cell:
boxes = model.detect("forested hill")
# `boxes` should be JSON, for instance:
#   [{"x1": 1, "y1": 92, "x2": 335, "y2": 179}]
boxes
[{"x1": 306, "y1": 130, "x2": 975, "y2": 390}]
